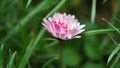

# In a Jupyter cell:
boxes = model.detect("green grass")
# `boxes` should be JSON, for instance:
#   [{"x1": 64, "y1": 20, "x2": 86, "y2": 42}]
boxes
[{"x1": 0, "y1": 0, "x2": 120, "y2": 68}]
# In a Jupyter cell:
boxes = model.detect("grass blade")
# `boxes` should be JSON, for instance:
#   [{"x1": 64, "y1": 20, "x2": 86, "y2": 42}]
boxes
[
  {"x1": 18, "y1": 36, "x2": 35, "y2": 68},
  {"x1": 7, "y1": 51, "x2": 17, "y2": 68},
  {"x1": 44, "y1": 0, "x2": 66, "y2": 18},
  {"x1": 44, "y1": 39, "x2": 59, "y2": 48},
  {"x1": 110, "y1": 51, "x2": 120, "y2": 68},
  {"x1": 26, "y1": 0, "x2": 32, "y2": 8},
  {"x1": 42, "y1": 57, "x2": 58, "y2": 68},
  {"x1": 28, "y1": 61, "x2": 31, "y2": 68},
  {"x1": 91, "y1": 0, "x2": 96, "y2": 24},
  {"x1": 108, "y1": 34, "x2": 118, "y2": 46},
  {"x1": 114, "y1": 16, "x2": 120, "y2": 23},
  {"x1": 85, "y1": 29, "x2": 118, "y2": 35},
  {"x1": 0, "y1": 44, "x2": 4, "y2": 68},
  {"x1": 102, "y1": 18, "x2": 120, "y2": 34},
  {"x1": 44, "y1": 41, "x2": 58, "y2": 48},
  {"x1": 107, "y1": 44, "x2": 120, "y2": 65},
  {"x1": 107, "y1": 34, "x2": 120, "y2": 65}
]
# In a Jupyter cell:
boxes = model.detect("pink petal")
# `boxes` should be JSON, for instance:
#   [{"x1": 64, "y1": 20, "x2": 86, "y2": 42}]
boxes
[{"x1": 42, "y1": 13, "x2": 85, "y2": 40}]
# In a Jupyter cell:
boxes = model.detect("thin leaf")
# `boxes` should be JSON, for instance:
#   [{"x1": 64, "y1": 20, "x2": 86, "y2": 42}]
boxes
[
  {"x1": 28, "y1": 61, "x2": 31, "y2": 68},
  {"x1": 7, "y1": 51, "x2": 17, "y2": 68},
  {"x1": 85, "y1": 29, "x2": 117, "y2": 35},
  {"x1": 107, "y1": 44, "x2": 120, "y2": 65},
  {"x1": 43, "y1": 38, "x2": 58, "y2": 48},
  {"x1": 0, "y1": 44, "x2": 4, "y2": 68},
  {"x1": 102, "y1": 18, "x2": 120, "y2": 34},
  {"x1": 91, "y1": 0, "x2": 96, "y2": 24},
  {"x1": 44, "y1": 40, "x2": 59, "y2": 48},
  {"x1": 0, "y1": 44, "x2": 4, "y2": 51},
  {"x1": 42, "y1": 57, "x2": 58, "y2": 68},
  {"x1": 107, "y1": 34, "x2": 119, "y2": 65},
  {"x1": 114, "y1": 16, "x2": 120, "y2": 23},
  {"x1": 43, "y1": 38, "x2": 58, "y2": 41},
  {"x1": 110, "y1": 51, "x2": 120, "y2": 68},
  {"x1": 44, "y1": 0, "x2": 66, "y2": 18},
  {"x1": 18, "y1": 21, "x2": 26, "y2": 44},
  {"x1": 26, "y1": 0, "x2": 32, "y2": 8},
  {"x1": 18, "y1": 36, "x2": 34, "y2": 68},
  {"x1": 108, "y1": 34, "x2": 118, "y2": 46}
]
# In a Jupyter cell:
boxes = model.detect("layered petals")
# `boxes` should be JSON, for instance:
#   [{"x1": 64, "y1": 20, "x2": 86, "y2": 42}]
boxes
[{"x1": 42, "y1": 13, "x2": 85, "y2": 40}]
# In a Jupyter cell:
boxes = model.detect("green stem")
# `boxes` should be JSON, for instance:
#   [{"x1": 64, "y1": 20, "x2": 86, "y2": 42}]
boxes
[
  {"x1": 58, "y1": 40, "x2": 65, "y2": 68},
  {"x1": 91, "y1": 0, "x2": 96, "y2": 24}
]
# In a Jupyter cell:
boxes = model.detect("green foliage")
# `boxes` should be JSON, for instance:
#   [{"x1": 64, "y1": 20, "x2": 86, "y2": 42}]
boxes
[
  {"x1": 1, "y1": 0, "x2": 120, "y2": 68},
  {"x1": 7, "y1": 51, "x2": 17, "y2": 68},
  {"x1": 63, "y1": 47, "x2": 82, "y2": 66},
  {"x1": 82, "y1": 61, "x2": 105, "y2": 68}
]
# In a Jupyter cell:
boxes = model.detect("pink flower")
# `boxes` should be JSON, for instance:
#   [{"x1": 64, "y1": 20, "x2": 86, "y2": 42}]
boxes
[{"x1": 42, "y1": 13, "x2": 85, "y2": 40}]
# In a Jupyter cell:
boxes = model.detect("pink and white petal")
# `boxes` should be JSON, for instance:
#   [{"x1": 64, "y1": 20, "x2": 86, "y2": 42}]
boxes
[
  {"x1": 63, "y1": 13, "x2": 67, "y2": 16},
  {"x1": 78, "y1": 25, "x2": 86, "y2": 29},
  {"x1": 48, "y1": 17, "x2": 52, "y2": 22},
  {"x1": 43, "y1": 19, "x2": 53, "y2": 30},
  {"x1": 42, "y1": 23, "x2": 51, "y2": 32},
  {"x1": 43, "y1": 19, "x2": 50, "y2": 26},
  {"x1": 42, "y1": 23, "x2": 47, "y2": 27},
  {"x1": 71, "y1": 15, "x2": 75, "y2": 19},
  {"x1": 66, "y1": 33, "x2": 72, "y2": 39},
  {"x1": 73, "y1": 29, "x2": 85, "y2": 36},
  {"x1": 73, "y1": 36, "x2": 81, "y2": 38},
  {"x1": 43, "y1": 19, "x2": 56, "y2": 36},
  {"x1": 73, "y1": 25, "x2": 85, "y2": 35},
  {"x1": 60, "y1": 34, "x2": 66, "y2": 40}
]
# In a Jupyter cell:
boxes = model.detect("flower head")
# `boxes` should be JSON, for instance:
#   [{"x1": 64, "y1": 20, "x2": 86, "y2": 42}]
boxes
[{"x1": 42, "y1": 13, "x2": 85, "y2": 40}]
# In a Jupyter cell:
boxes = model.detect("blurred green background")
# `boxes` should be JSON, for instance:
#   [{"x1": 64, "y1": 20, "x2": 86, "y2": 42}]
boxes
[{"x1": 0, "y1": 0, "x2": 120, "y2": 68}]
